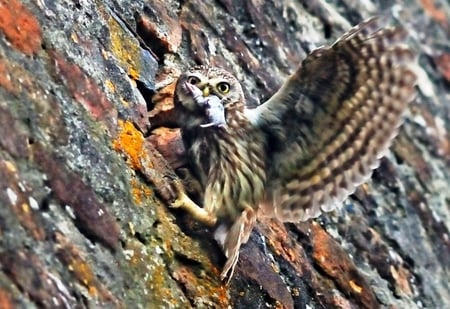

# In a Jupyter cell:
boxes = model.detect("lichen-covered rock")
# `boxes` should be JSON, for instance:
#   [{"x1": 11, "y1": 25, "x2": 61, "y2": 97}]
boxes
[{"x1": 0, "y1": 0, "x2": 449, "y2": 308}]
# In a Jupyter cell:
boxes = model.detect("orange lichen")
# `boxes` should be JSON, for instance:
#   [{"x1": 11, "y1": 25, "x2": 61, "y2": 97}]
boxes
[
  {"x1": 104, "y1": 79, "x2": 116, "y2": 93},
  {"x1": 267, "y1": 238, "x2": 282, "y2": 256},
  {"x1": 20, "y1": 203, "x2": 30, "y2": 214},
  {"x1": 128, "y1": 66, "x2": 140, "y2": 81},
  {"x1": 216, "y1": 285, "x2": 229, "y2": 307},
  {"x1": 130, "y1": 177, "x2": 153, "y2": 206},
  {"x1": 112, "y1": 120, "x2": 146, "y2": 170},
  {"x1": 120, "y1": 97, "x2": 131, "y2": 108},
  {"x1": 108, "y1": 16, "x2": 142, "y2": 81},
  {"x1": 146, "y1": 263, "x2": 179, "y2": 305},
  {"x1": 349, "y1": 280, "x2": 363, "y2": 294},
  {"x1": 67, "y1": 260, "x2": 99, "y2": 296}
]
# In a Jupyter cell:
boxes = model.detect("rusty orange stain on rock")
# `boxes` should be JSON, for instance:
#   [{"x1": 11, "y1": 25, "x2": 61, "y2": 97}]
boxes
[
  {"x1": 390, "y1": 265, "x2": 414, "y2": 296},
  {"x1": 311, "y1": 222, "x2": 347, "y2": 276},
  {"x1": 0, "y1": 250, "x2": 78, "y2": 306},
  {"x1": 55, "y1": 233, "x2": 118, "y2": 303},
  {"x1": 0, "y1": 59, "x2": 37, "y2": 97},
  {"x1": 0, "y1": 62, "x2": 16, "y2": 94},
  {"x1": 135, "y1": 2, "x2": 182, "y2": 54},
  {"x1": 0, "y1": 160, "x2": 46, "y2": 241},
  {"x1": 150, "y1": 82, "x2": 176, "y2": 113},
  {"x1": 258, "y1": 218, "x2": 299, "y2": 263},
  {"x1": 148, "y1": 81, "x2": 178, "y2": 128},
  {"x1": 49, "y1": 50, "x2": 118, "y2": 135},
  {"x1": 172, "y1": 266, "x2": 230, "y2": 308},
  {"x1": 291, "y1": 287, "x2": 300, "y2": 297},
  {"x1": 0, "y1": 289, "x2": 14, "y2": 309},
  {"x1": 0, "y1": 0, "x2": 42, "y2": 55},
  {"x1": 32, "y1": 143, "x2": 120, "y2": 250},
  {"x1": 0, "y1": 106, "x2": 29, "y2": 158},
  {"x1": 148, "y1": 127, "x2": 186, "y2": 169},
  {"x1": 420, "y1": 0, "x2": 449, "y2": 28},
  {"x1": 274, "y1": 300, "x2": 284, "y2": 309},
  {"x1": 433, "y1": 53, "x2": 450, "y2": 83},
  {"x1": 310, "y1": 222, "x2": 378, "y2": 308},
  {"x1": 396, "y1": 265, "x2": 415, "y2": 296}
]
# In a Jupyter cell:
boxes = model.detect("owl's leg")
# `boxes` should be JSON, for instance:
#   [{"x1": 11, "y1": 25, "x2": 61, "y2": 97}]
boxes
[
  {"x1": 170, "y1": 179, "x2": 217, "y2": 226},
  {"x1": 214, "y1": 207, "x2": 257, "y2": 283}
]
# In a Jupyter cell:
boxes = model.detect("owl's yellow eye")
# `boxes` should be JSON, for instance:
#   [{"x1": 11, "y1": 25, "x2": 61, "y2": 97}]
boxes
[
  {"x1": 187, "y1": 76, "x2": 200, "y2": 85},
  {"x1": 217, "y1": 82, "x2": 230, "y2": 94}
]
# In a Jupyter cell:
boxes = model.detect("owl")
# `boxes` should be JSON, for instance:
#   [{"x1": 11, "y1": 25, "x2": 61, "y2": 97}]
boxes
[{"x1": 170, "y1": 16, "x2": 417, "y2": 281}]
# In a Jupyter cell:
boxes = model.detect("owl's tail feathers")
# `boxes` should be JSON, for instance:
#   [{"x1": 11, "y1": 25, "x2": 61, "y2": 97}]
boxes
[{"x1": 214, "y1": 207, "x2": 257, "y2": 283}]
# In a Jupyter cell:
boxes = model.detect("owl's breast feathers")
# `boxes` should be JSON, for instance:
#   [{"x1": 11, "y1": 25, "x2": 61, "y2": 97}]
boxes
[
  {"x1": 183, "y1": 108, "x2": 266, "y2": 221},
  {"x1": 180, "y1": 107, "x2": 267, "y2": 280}
]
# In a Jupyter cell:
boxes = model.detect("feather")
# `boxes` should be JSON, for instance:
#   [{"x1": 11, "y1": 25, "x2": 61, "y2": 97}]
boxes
[{"x1": 254, "y1": 16, "x2": 417, "y2": 221}]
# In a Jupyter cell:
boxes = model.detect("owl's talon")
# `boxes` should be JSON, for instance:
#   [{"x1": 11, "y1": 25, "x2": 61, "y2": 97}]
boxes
[
  {"x1": 170, "y1": 192, "x2": 217, "y2": 227},
  {"x1": 169, "y1": 199, "x2": 183, "y2": 209}
]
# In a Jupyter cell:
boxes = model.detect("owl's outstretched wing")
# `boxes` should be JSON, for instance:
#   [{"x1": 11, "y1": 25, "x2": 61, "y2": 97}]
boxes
[{"x1": 248, "y1": 17, "x2": 417, "y2": 221}]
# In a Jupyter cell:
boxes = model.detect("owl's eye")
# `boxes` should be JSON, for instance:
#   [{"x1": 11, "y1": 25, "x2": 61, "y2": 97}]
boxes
[
  {"x1": 217, "y1": 82, "x2": 230, "y2": 94},
  {"x1": 187, "y1": 76, "x2": 200, "y2": 85}
]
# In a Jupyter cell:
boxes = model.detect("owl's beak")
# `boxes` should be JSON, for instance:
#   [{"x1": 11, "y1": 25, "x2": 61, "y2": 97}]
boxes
[{"x1": 202, "y1": 86, "x2": 210, "y2": 97}]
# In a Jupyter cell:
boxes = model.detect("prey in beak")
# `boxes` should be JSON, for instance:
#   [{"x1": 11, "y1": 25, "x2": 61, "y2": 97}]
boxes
[{"x1": 183, "y1": 82, "x2": 227, "y2": 129}]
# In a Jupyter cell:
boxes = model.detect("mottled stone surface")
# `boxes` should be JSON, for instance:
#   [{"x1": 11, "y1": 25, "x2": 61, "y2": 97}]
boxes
[{"x1": 0, "y1": 0, "x2": 449, "y2": 308}]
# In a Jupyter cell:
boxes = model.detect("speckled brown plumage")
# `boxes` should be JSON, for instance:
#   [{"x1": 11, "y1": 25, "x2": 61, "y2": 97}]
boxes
[{"x1": 171, "y1": 16, "x2": 417, "y2": 281}]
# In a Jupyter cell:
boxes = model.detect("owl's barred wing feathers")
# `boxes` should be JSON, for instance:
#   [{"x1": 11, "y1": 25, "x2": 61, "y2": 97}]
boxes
[{"x1": 252, "y1": 17, "x2": 417, "y2": 221}]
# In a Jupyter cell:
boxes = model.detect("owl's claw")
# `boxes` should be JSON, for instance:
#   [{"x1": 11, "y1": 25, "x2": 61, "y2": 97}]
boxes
[{"x1": 170, "y1": 181, "x2": 217, "y2": 226}]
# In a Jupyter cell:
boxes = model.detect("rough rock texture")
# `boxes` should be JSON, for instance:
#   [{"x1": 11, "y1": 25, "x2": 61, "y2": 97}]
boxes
[{"x1": 0, "y1": 0, "x2": 449, "y2": 308}]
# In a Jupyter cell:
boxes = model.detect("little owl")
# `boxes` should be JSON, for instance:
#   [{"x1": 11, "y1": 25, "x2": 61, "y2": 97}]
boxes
[{"x1": 170, "y1": 16, "x2": 417, "y2": 281}]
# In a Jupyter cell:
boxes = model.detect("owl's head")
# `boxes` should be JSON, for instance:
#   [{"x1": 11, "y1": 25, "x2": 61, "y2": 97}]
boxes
[{"x1": 174, "y1": 66, "x2": 245, "y2": 129}]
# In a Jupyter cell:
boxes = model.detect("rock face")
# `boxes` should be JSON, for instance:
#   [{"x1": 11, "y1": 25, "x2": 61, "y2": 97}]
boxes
[{"x1": 0, "y1": 0, "x2": 449, "y2": 308}]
